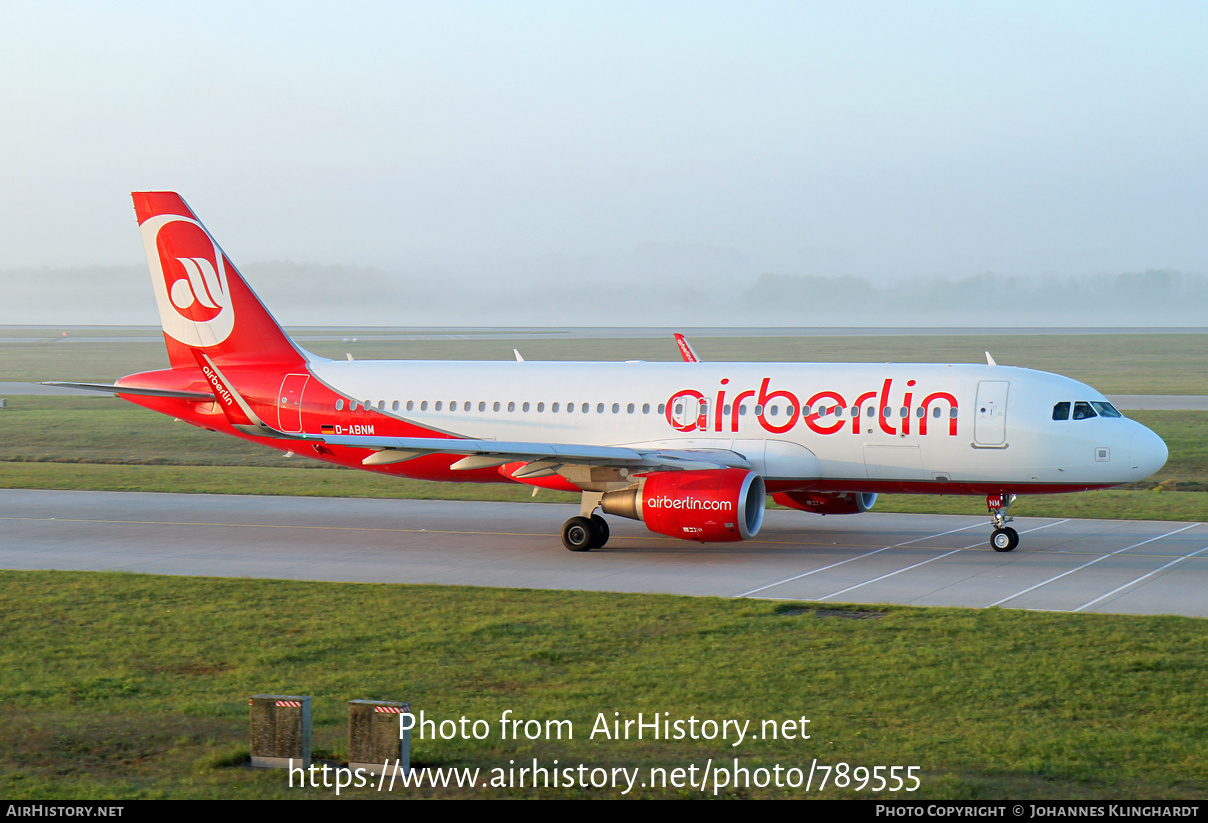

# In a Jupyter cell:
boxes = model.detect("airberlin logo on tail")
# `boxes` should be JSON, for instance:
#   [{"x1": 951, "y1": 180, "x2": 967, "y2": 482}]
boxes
[
  {"x1": 170, "y1": 257, "x2": 225, "y2": 318},
  {"x1": 140, "y1": 213, "x2": 234, "y2": 347}
]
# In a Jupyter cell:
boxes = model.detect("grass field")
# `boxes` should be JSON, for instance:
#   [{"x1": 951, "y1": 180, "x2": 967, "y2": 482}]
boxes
[
  {"x1": 6, "y1": 330, "x2": 1208, "y2": 393},
  {"x1": 2, "y1": 570, "x2": 1206, "y2": 800}
]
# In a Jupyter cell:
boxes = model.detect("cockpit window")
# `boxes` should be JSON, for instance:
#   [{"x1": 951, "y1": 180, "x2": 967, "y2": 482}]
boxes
[
  {"x1": 1072, "y1": 401, "x2": 1097, "y2": 420},
  {"x1": 1052, "y1": 402, "x2": 1070, "y2": 420},
  {"x1": 1091, "y1": 401, "x2": 1122, "y2": 418}
]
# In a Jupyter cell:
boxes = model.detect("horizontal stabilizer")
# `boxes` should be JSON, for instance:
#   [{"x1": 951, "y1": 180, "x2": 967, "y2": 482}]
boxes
[{"x1": 41, "y1": 382, "x2": 214, "y2": 400}]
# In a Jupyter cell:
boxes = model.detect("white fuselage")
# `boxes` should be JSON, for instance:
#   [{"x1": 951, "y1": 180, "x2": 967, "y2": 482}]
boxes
[{"x1": 307, "y1": 359, "x2": 1167, "y2": 491}]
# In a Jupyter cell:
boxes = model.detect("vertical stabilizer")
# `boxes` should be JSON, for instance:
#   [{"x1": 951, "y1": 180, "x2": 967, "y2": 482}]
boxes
[{"x1": 132, "y1": 192, "x2": 306, "y2": 370}]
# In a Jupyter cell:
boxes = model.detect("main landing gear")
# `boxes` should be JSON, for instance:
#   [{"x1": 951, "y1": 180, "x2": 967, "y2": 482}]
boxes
[
  {"x1": 988, "y1": 493, "x2": 1018, "y2": 552},
  {"x1": 562, "y1": 491, "x2": 611, "y2": 551},
  {"x1": 561, "y1": 514, "x2": 609, "y2": 551}
]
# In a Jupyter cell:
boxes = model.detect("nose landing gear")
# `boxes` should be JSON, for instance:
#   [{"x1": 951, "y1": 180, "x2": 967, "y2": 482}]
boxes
[{"x1": 988, "y1": 493, "x2": 1018, "y2": 552}]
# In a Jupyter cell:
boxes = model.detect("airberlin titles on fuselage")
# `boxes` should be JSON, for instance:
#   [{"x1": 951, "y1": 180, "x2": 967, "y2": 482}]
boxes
[
  {"x1": 664, "y1": 377, "x2": 959, "y2": 436},
  {"x1": 309, "y1": 375, "x2": 958, "y2": 440}
]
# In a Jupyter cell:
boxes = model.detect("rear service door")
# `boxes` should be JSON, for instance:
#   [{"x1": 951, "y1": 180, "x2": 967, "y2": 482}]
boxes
[
  {"x1": 973, "y1": 381, "x2": 1009, "y2": 446},
  {"x1": 277, "y1": 374, "x2": 309, "y2": 433}
]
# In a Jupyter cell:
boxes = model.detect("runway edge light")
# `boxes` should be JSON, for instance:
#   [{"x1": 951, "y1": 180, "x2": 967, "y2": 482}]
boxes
[
  {"x1": 348, "y1": 699, "x2": 412, "y2": 776},
  {"x1": 249, "y1": 694, "x2": 312, "y2": 769}
]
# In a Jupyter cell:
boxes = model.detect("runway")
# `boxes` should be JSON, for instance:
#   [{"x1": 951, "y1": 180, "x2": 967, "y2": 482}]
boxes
[{"x1": 2, "y1": 489, "x2": 1205, "y2": 618}]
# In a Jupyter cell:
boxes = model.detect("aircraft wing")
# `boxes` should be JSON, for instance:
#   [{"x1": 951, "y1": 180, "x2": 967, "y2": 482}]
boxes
[{"x1": 302, "y1": 432, "x2": 752, "y2": 473}]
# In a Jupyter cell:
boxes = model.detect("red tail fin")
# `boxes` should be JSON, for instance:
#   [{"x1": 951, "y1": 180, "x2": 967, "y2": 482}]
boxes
[{"x1": 132, "y1": 192, "x2": 306, "y2": 370}]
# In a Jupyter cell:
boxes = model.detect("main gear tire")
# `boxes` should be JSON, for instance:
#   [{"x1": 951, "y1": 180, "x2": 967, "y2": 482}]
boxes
[{"x1": 562, "y1": 516, "x2": 595, "y2": 552}]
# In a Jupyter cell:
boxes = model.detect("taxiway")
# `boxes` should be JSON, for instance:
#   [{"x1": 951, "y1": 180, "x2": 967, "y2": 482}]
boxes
[{"x1": 1, "y1": 490, "x2": 1204, "y2": 618}]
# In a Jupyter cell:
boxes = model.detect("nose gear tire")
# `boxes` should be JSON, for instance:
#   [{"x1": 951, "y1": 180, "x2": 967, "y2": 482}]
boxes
[{"x1": 991, "y1": 527, "x2": 1019, "y2": 552}]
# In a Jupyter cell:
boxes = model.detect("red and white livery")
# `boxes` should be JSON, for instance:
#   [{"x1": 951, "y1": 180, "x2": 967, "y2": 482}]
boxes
[{"x1": 51, "y1": 193, "x2": 1169, "y2": 553}]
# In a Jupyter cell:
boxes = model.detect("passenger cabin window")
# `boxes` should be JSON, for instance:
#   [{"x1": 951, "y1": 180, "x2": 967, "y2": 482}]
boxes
[
  {"x1": 1053, "y1": 402, "x2": 1070, "y2": 420},
  {"x1": 1072, "y1": 401, "x2": 1097, "y2": 420}
]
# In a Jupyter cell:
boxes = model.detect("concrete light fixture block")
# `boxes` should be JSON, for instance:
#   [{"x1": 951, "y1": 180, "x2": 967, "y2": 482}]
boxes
[
  {"x1": 348, "y1": 700, "x2": 412, "y2": 775},
  {"x1": 249, "y1": 694, "x2": 312, "y2": 769}
]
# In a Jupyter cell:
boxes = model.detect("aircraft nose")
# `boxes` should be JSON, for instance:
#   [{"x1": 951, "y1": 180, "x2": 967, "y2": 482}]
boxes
[{"x1": 1129, "y1": 425, "x2": 1168, "y2": 478}]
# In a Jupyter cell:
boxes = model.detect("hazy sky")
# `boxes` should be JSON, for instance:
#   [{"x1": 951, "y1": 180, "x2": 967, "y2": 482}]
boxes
[{"x1": 3, "y1": 2, "x2": 1207, "y2": 322}]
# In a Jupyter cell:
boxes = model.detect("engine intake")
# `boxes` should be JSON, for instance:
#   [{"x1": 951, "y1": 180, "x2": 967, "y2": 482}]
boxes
[{"x1": 601, "y1": 468, "x2": 765, "y2": 542}]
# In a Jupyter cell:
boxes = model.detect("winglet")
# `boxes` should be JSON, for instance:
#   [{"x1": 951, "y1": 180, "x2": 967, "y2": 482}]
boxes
[
  {"x1": 985, "y1": 351, "x2": 997, "y2": 367},
  {"x1": 674, "y1": 333, "x2": 701, "y2": 363}
]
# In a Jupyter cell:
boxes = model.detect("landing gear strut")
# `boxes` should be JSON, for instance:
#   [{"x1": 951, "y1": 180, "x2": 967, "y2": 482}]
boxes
[{"x1": 987, "y1": 493, "x2": 1019, "y2": 552}]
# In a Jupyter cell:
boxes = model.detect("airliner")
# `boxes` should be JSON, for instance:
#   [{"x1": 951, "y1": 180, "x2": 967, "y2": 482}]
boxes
[{"x1": 50, "y1": 192, "x2": 1169, "y2": 553}]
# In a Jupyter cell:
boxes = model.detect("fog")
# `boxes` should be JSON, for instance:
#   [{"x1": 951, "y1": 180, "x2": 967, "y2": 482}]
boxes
[
  {"x1": 7, "y1": 262, "x2": 1205, "y2": 329},
  {"x1": 2, "y1": 3, "x2": 1206, "y2": 328}
]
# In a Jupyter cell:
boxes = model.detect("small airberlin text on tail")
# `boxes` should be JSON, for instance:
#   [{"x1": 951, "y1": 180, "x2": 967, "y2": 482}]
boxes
[{"x1": 132, "y1": 192, "x2": 305, "y2": 369}]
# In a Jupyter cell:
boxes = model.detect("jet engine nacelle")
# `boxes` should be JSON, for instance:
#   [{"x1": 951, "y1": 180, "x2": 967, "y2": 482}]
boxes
[
  {"x1": 601, "y1": 468, "x2": 765, "y2": 542},
  {"x1": 772, "y1": 491, "x2": 877, "y2": 515}
]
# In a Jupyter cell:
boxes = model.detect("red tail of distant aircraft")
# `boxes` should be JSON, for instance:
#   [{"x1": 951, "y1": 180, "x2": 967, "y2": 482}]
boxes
[{"x1": 50, "y1": 193, "x2": 1169, "y2": 553}]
